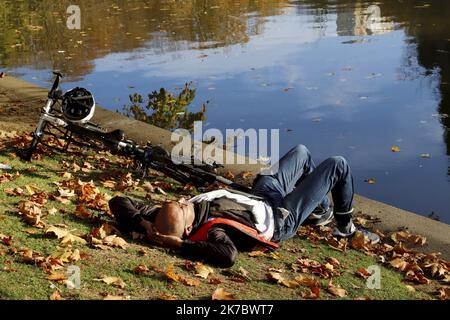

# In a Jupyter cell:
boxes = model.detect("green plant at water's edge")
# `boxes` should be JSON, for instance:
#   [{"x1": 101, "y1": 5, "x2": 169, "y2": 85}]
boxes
[{"x1": 122, "y1": 82, "x2": 207, "y2": 132}]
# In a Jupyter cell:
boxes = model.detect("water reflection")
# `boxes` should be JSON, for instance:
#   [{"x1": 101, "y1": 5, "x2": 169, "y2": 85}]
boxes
[
  {"x1": 336, "y1": 4, "x2": 395, "y2": 36},
  {"x1": 1, "y1": 0, "x2": 450, "y2": 221},
  {"x1": 0, "y1": 0, "x2": 286, "y2": 80}
]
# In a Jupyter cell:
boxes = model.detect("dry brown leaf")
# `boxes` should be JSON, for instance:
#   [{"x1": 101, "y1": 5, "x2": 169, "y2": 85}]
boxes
[
  {"x1": 325, "y1": 257, "x2": 341, "y2": 267},
  {"x1": 102, "y1": 180, "x2": 116, "y2": 189},
  {"x1": 212, "y1": 287, "x2": 235, "y2": 300},
  {"x1": 294, "y1": 275, "x2": 320, "y2": 288},
  {"x1": 5, "y1": 187, "x2": 24, "y2": 196},
  {"x1": 0, "y1": 234, "x2": 12, "y2": 246},
  {"x1": 45, "y1": 226, "x2": 70, "y2": 239},
  {"x1": 248, "y1": 250, "x2": 266, "y2": 257},
  {"x1": 102, "y1": 235, "x2": 128, "y2": 249},
  {"x1": 195, "y1": 263, "x2": 214, "y2": 279},
  {"x1": 355, "y1": 267, "x2": 372, "y2": 279},
  {"x1": 266, "y1": 272, "x2": 299, "y2": 288},
  {"x1": 60, "y1": 172, "x2": 72, "y2": 179},
  {"x1": 389, "y1": 258, "x2": 409, "y2": 271},
  {"x1": 18, "y1": 201, "x2": 45, "y2": 228},
  {"x1": 47, "y1": 272, "x2": 67, "y2": 282},
  {"x1": 57, "y1": 188, "x2": 76, "y2": 198},
  {"x1": 238, "y1": 171, "x2": 254, "y2": 179},
  {"x1": 133, "y1": 264, "x2": 150, "y2": 275},
  {"x1": 142, "y1": 181, "x2": 155, "y2": 192},
  {"x1": 390, "y1": 230, "x2": 426, "y2": 246},
  {"x1": 94, "y1": 276, "x2": 126, "y2": 289},
  {"x1": 180, "y1": 277, "x2": 200, "y2": 287},
  {"x1": 327, "y1": 280, "x2": 347, "y2": 298},
  {"x1": 423, "y1": 262, "x2": 447, "y2": 278},
  {"x1": 350, "y1": 231, "x2": 371, "y2": 251},
  {"x1": 74, "y1": 204, "x2": 92, "y2": 218},
  {"x1": 223, "y1": 171, "x2": 235, "y2": 180},
  {"x1": 165, "y1": 264, "x2": 180, "y2": 282},
  {"x1": 209, "y1": 277, "x2": 223, "y2": 285},
  {"x1": 405, "y1": 270, "x2": 430, "y2": 284},
  {"x1": 438, "y1": 287, "x2": 450, "y2": 300},
  {"x1": 60, "y1": 233, "x2": 87, "y2": 246},
  {"x1": 89, "y1": 223, "x2": 119, "y2": 239},
  {"x1": 0, "y1": 172, "x2": 20, "y2": 183},
  {"x1": 301, "y1": 286, "x2": 321, "y2": 299},
  {"x1": 49, "y1": 290, "x2": 63, "y2": 300}
]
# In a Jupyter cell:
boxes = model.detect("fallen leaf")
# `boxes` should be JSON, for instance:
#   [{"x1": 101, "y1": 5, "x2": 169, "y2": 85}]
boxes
[
  {"x1": 301, "y1": 286, "x2": 321, "y2": 299},
  {"x1": 325, "y1": 257, "x2": 341, "y2": 267},
  {"x1": 49, "y1": 290, "x2": 63, "y2": 300},
  {"x1": 238, "y1": 171, "x2": 254, "y2": 179},
  {"x1": 62, "y1": 233, "x2": 87, "y2": 245},
  {"x1": 5, "y1": 187, "x2": 24, "y2": 196},
  {"x1": 94, "y1": 276, "x2": 126, "y2": 289},
  {"x1": 212, "y1": 287, "x2": 235, "y2": 300},
  {"x1": 133, "y1": 264, "x2": 150, "y2": 275},
  {"x1": 389, "y1": 258, "x2": 409, "y2": 271},
  {"x1": 102, "y1": 180, "x2": 116, "y2": 189},
  {"x1": 165, "y1": 264, "x2": 180, "y2": 282},
  {"x1": 351, "y1": 231, "x2": 371, "y2": 251},
  {"x1": 102, "y1": 235, "x2": 128, "y2": 249},
  {"x1": 45, "y1": 226, "x2": 70, "y2": 239},
  {"x1": 179, "y1": 277, "x2": 200, "y2": 287},
  {"x1": 74, "y1": 204, "x2": 92, "y2": 218},
  {"x1": 390, "y1": 230, "x2": 426, "y2": 246},
  {"x1": 266, "y1": 272, "x2": 299, "y2": 288},
  {"x1": 223, "y1": 171, "x2": 235, "y2": 180},
  {"x1": 248, "y1": 250, "x2": 266, "y2": 257},
  {"x1": 0, "y1": 234, "x2": 13, "y2": 246},
  {"x1": 195, "y1": 263, "x2": 214, "y2": 279},
  {"x1": 209, "y1": 277, "x2": 223, "y2": 285},
  {"x1": 294, "y1": 275, "x2": 320, "y2": 288},
  {"x1": 18, "y1": 201, "x2": 44, "y2": 228},
  {"x1": 438, "y1": 287, "x2": 450, "y2": 300},
  {"x1": 60, "y1": 172, "x2": 72, "y2": 179},
  {"x1": 327, "y1": 280, "x2": 347, "y2": 298},
  {"x1": 355, "y1": 267, "x2": 372, "y2": 279},
  {"x1": 47, "y1": 272, "x2": 67, "y2": 282},
  {"x1": 57, "y1": 188, "x2": 76, "y2": 198}
]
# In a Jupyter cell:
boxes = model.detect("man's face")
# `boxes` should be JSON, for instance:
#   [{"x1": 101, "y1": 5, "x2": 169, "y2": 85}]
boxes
[
  {"x1": 175, "y1": 199, "x2": 196, "y2": 237},
  {"x1": 154, "y1": 199, "x2": 195, "y2": 239}
]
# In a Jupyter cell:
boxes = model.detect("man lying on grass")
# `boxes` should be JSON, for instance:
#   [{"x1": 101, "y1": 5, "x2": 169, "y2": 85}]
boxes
[{"x1": 109, "y1": 144, "x2": 379, "y2": 267}]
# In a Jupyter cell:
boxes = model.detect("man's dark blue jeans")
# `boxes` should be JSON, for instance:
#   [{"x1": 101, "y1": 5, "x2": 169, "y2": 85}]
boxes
[{"x1": 252, "y1": 144, "x2": 354, "y2": 242}]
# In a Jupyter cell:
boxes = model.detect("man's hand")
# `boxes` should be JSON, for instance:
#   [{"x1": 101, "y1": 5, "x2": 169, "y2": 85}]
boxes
[{"x1": 140, "y1": 220, "x2": 183, "y2": 249}]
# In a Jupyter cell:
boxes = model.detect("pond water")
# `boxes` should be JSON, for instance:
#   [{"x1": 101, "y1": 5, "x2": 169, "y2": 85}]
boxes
[{"x1": 1, "y1": 0, "x2": 449, "y2": 223}]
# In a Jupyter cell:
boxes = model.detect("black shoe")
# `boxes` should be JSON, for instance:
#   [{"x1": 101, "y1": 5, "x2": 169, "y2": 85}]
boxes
[{"x1": 304, "y1": 206, "x2": 334, "y2": 226}]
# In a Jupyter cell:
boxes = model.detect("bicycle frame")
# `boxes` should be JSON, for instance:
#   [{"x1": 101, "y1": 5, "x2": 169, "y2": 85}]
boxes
[{"x1": 21, "y1": 72, "x2": 252, "y2": 193}]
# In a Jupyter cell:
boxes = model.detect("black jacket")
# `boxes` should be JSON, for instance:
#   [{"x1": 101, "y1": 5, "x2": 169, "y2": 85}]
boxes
[{"x1": 109, "y1": 192, "x2": 273, "y2": 267}]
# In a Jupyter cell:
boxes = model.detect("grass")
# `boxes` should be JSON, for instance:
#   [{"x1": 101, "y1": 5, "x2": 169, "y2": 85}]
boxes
[{"x1": 0, "y1": 138, "x2": 433, "y2": 300}]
